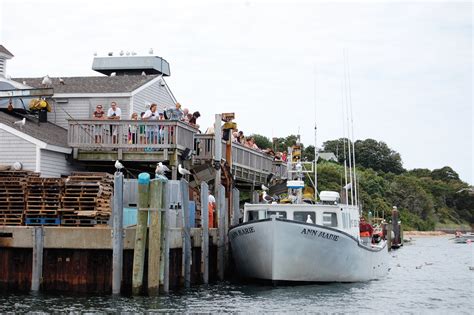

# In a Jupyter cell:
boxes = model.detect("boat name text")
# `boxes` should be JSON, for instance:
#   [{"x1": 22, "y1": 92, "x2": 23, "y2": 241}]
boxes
[
  {"x1": 230, "y1": 226, "x2": 255, "y2": 240},
  {"x1": 301, "y1": 228, "x2": 339, "y2": 241}
]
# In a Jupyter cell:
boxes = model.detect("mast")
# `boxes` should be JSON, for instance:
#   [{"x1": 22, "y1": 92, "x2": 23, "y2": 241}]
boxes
[
  {"x1": 343, "y1": 52, "x2": 354, "y2": 206},
  {"x1": 313, "y1": 66, "x2": 318, "y2": 200},
  {"x1": 341, "y1": 82, "x2": 349, "y2": 205},
  {"x1": 345, "y1": 50, "x2": 358, "y2": 207}
]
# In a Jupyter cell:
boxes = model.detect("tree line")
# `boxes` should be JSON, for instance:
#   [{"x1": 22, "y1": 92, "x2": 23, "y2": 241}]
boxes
[{"x1": 251, "y1": 133, "x2": 473, "y2": 231}]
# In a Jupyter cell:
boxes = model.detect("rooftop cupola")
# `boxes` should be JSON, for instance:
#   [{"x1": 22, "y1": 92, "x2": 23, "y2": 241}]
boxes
[
  {"x1": 0, "y1": 45, "x2": 14, "y2": 78},
  {"x1": 92, "y1": 52, "x2": 170, "y2": 76}
]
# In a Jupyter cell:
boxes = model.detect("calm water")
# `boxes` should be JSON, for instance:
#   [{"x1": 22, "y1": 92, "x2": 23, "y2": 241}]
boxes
[{"x1": 1, "y1": 236, "x2": 473, "y2": 314}]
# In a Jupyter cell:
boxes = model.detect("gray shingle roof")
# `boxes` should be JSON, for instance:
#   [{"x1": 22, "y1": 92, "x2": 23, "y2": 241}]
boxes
[
  {"x1": 0, "y1": 45, "x2": 13, "y2": 57},
  {"x1": 12, "y1": 75, "x2": 158, "y2": 94},
  {"x1": 0, "y1": 111, "x2": 69, "y2": 148}
]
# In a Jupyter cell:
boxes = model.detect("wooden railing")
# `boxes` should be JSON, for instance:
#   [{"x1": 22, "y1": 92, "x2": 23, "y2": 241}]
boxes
[
  {"x1": 68, "y1": 120, "x2": 197, "y2": 151},
  {"x1": 195, "y1": 134, "x2": 286, "y2": 178}
]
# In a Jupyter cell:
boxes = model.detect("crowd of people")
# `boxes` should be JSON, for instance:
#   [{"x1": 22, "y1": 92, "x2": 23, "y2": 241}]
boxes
[
  {"x1": 92, "y1": 101, "x2": 201, "y2": 146},
  {"x1": 228, "y1": 130, "x2": 288, "y2": 162}
]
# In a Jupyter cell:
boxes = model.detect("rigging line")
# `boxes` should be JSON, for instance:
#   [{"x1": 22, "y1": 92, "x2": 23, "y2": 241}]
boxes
[
  {"x1": 341, "y1": 81, "x2": 349, "y2": 205},
  {"x1": 345, "y1": 50, "x2": 358, "y2": 207},
  {"x1": 343, "y1": 49, "x2": 354, "y2": 206},
  {"x1": 313, "y1": 64, "x2": 318, "y2": 199}
]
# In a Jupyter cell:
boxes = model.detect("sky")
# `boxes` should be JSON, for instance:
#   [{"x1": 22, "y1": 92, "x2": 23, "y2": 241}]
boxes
[{"x1": 0, "y1": 0, "x2": 472, "y2": 183}]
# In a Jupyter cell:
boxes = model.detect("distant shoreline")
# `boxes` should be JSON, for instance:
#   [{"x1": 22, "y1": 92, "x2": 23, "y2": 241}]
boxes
[{"x1": 404, "y1": 231, "x2": 449, "y2": 237}]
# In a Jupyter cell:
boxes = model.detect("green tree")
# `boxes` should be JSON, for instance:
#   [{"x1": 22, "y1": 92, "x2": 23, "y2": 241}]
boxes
[
  {"x1": 354, "y1": 139, "x2": 404, "y2": 174},
  {"x1": 431, "y1": 166, "x2": 460, "y2": 182},
  {"x1": 322, "y1": 138, "x2": 351, "y2": 163},
  {"x1": 249, "y1": 134, "x2": 272, "y2": 150},
  {"x1": 274, "y1": 135, "x2": 300, "y2": 152},
  {"x1": 304, "y1": 145, "x2": 315, "y2": 161}
]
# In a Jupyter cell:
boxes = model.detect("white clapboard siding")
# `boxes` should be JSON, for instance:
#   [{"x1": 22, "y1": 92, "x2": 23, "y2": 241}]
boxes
[
  {"x1": 132, "y1": 80, "x2": 175, "y2": 116},
  {"x1": 39, "y1": 149, "x2": 74, "y2": 178},
  {"x1": 0, "y1": 129, "x2": 36, "y2": 171},
  {"x1": 50, "y1": 97, "x2": 130, "y2": 129}
]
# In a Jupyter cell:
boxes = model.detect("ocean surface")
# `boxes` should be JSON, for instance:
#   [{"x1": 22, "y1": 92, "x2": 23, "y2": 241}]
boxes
[{"x1": 1, "y1": 235, "x2": 473, "y2": 314}]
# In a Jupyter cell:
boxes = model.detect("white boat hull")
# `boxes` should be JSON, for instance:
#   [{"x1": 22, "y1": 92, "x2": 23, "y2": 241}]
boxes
[{"x1": 230, "y1": 218, "x2": 390, "y2": 282}]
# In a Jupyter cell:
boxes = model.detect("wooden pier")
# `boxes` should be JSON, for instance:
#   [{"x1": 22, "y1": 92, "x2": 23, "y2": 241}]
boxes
[{"x1": 0, "y1": 114, "x2": 287, "y2": 294}]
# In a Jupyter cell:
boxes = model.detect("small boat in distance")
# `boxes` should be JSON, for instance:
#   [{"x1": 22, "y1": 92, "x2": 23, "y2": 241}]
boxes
[
  {"x1": 229, "y1": 142, "x2": 390, "y2": 283},
  {"x1": 454, "y1": 231, "x2": 474, "y2": 244}
]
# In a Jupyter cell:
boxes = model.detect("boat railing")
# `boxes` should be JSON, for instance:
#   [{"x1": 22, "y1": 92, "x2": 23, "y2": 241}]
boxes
[{"x1": 68, "y1": 119, "x2": 197, "y2": 150}]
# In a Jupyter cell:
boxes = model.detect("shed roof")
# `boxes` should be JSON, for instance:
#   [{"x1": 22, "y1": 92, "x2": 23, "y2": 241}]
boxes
[
  {"x1": 0, "y1": 45, "x2": 14, "y2": 58},
  {"x1": 13, "y1": 75, "x2": 158, "y2": 94},
  {"x1": 0, "y1": 111, "x2": 68, "y2": 147}
]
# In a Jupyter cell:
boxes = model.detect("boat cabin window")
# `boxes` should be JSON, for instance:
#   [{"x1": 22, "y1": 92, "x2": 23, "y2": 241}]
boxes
[
  {"x1": 247, "y1": 211, "x2": 260, "y2": 222},
  {"x1": 323, "y1": 212, "x2": 338, "y2": 227},
  {"x1": 294, "y1": 211, "x2": 316, "y2": 224},
  {"x1": 267, "y1": 211, "x2": 287, "y2": 219}
]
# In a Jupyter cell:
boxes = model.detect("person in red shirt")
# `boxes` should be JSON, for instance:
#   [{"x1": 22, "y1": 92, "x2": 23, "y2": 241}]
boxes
[{"x1": 359, "y1": 217, "x2": 373, "y2": 237}]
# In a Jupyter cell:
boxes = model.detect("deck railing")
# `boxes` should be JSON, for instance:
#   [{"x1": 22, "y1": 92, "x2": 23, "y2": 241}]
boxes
[
  {"x1": 68, "y1": 120, "x2": 197, "y2": 151},
  {"x1": 195, "y1": 134, "x2": 284, "y2": 176}
]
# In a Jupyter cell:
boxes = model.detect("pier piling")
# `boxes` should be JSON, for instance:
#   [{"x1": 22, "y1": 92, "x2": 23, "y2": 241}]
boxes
[
  {"x1": 232, "y1": 188, "x2": 240, "y2": 226},
  {"x1": 112, "y1": 172, "x2": 124, "y2": 295},
  {"x1": 180, "y1": 179, "x2": 192, "y2": 288},
  {"x1": 31, "y1": 226, "x2": 44, "y2": 292},
  {"x1": 161, "y1": 182, "x2": 170, "y2": 293},
  {"x1": 200, "y1": 182, "x2": 209, "y2": 284},
  {"x1": 217, "y1": 184, "x2": 226, "y2": 280},
  {"x1": 148, "y1": 179, "x2": 164, "y2": 295},
  {"x1": 132, "y1": 172, "x2": 150, "y2": 295}
]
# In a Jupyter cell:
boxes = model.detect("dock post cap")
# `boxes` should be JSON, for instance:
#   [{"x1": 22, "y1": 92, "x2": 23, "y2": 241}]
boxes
[{"x1": 138, "y1": 172, "x2": 150, "y2": 184}]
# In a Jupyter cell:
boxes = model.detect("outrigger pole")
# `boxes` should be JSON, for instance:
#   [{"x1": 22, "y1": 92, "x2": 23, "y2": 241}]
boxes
[{"x1": 313, "y1": 65, "x2": 318, "y2": 200}]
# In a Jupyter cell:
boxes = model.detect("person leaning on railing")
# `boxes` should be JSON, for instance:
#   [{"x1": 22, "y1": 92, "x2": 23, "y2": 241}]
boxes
[
  {"x1": 92, "y1": 104, "x2": 105, "y2": 144},
  {"x1": 107, "y1": 101, "x2": 121, "y2": 145},
  {"x1": 129, "y1": 112, "x2": 139, "y2": 147},
  {"x1": 142, "y1": 103, "x2": 159, "y2": 146}
]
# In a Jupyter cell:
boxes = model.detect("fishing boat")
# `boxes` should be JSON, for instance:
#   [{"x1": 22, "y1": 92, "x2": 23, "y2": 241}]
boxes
[
  {"x1": 454, "y1": 232, "x2": 474, "y2": 244},
  {"x1": 229, "y1": 139, "x2": 390, "y2": 283}
]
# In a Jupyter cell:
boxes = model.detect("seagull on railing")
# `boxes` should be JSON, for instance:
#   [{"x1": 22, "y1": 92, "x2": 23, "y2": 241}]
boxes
[
  {"x1": 115, "y1": 160, "x2": 124, "y2": 173},
  {"x1": 261, "y1": 184, "x2": 269, "y2": 191},
  {"x1": 178, "y1": 164, "x2": 191, "y2": 176},
  {"x1": 155, "y1": 162, "x2": 171, "y2": 179}
]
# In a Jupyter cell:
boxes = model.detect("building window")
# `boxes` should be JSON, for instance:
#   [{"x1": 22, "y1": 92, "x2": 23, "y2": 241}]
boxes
[
  {"x1": 323, "y1": 212, "x2": 338, "y2": 227},
  {"x1": 294, "y1": 211, "x2": 316, "y2": 224},
  {"x1": 267, "y1": 211, "x2": 286, "y2": 219}
]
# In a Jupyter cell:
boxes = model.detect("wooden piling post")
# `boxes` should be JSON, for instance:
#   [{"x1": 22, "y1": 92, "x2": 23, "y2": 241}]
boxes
[
  {"x1": 160, "y1": 182, "x2": 170, "y2": 293},
  {"x1": 132, "y1": 172, "x2": 150, "y2": 295},
  {"x1": 217, "y1": 184, "x2": 226, "y2": 280},
  {"x1": 181, "y1": 179, "x2": 192, "y2": 288},
  {"x1": 148, "y1": 179, "x2": 164, "y2": 295},
  {"x1": 31, "y1": 226, "x2": 44, "y2": 292},
  {"x1": 232, "y1": 188, "x2": 240, "y2": 226},
  {"x1": 387, "y1": 223, "x2": 392, "y2": 252},
  {"x1": 112, "y1": 172, "x2": 124, "y2": 295},
  {"x1": 200, "y1": 182, "x2": 209, "y2": 284}
]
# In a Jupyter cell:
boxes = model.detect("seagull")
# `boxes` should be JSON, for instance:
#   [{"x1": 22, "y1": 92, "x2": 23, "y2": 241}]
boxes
[
  {"x1": 42, "y1": 75, "x2": 52, "y2": 86},
  {"x1": 14, "y1": 118, "x2": 26, "y2": 128},
  {"x1": 149, "y1": 48, "x2": 154, "y2": 55},
  {"x1": 261, "y1": 184, "x2": 269, "y2": 191},
  {"x1": 93, "y1": 52, "x2": 97, "y2": 56},
  {"x1": 155, "y1": 162, "x2": 170, "y2": 175},
  {"x1": 262, "y1": 191, "x2": 274, "y2": 203},
  {"x1": 114, "y1": 160, "x2": 124, "y2": 172},
  {"x1": 306, "y1": 215, "x2": 313, "y2": 224},
  {"x1": 119, "y1": 50, "x2": 124, "y2": 56},
  {"x1": 110, "y1": 72, "x2": 116, "y2": 77},
  {"x1": 178, "y1": 164, "x2": 191, "y2": 176},
  {"x1": 131, "y1": 51, "x2": 137, "y2": 56},
  {"x1": 141, "y1": 71, "x2": 146, "y2": 76},
  {"x1": 126, "y1": 51, "x2": 130, "y2": 56},
  {"x1": 59, "y1": 78, "x2": 65, "y2": 85}
]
